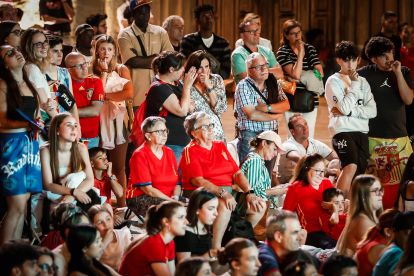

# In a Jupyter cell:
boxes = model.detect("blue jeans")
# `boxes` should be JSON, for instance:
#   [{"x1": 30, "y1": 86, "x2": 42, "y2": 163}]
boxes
[
  {"x1": 238, "y1": 129, "x2": 277, "y2": 177},
  {"x1": 166, "y1": 144, "x2": 185, "y2": 166},
  {"x1": 82, "y1": 136, "x2": 100, "y2": 149}
]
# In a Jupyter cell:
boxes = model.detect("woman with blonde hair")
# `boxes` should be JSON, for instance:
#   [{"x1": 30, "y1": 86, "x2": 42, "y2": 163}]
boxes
[
  {"x1": 90, "y1": 34, "x2": 133, "y2": 208},
  {"x1": 337, "y1": 174, "x2": 384, "y2": 256}
]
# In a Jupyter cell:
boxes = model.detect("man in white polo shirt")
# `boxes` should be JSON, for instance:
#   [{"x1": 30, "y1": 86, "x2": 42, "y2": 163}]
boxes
[{"x1": 277, "y1": 113, "x2": 339, "y2": 184}]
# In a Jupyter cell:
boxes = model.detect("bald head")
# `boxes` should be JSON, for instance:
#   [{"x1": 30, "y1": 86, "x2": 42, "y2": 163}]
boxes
[{"x1": 66, "y1": 52, "x2": 88, "y2": 81}]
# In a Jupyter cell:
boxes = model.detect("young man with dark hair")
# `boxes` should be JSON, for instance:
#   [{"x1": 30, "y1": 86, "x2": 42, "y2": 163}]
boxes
[
  {"x1": 357, "y1": 36, "x2": 414, "y2": 210},
  {"x1": 325, "y1": 41, "x2": 377, "y2": 199},
  {"x1": 360, "y1": 11, "x2": 401, "y2": 67},
  {"x1": 0, "y1": 242, "x2": 40, "y2": 276},
  {"x1": 321, "y1": 255, "x2": 358, "y2": 276},
  {"x1": 0, "y1": 4, "x2": 16, "y2": 22},
  {"x1": 86, "y1": 13, "x2": 108, "y2": 35},
  {"x1": 180, "y1": 4, "x2": 231, "y2": 79}
]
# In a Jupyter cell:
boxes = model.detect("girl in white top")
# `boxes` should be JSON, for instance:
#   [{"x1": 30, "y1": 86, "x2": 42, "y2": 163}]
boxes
[{"x1": 88, "y1": 205, "x2": 131, "y2": 272}]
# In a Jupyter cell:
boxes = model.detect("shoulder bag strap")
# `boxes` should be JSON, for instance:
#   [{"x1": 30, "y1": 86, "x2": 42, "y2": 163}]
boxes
[
  {"x1": 243, "y1": 44, "x2": 253, "y2": 54},
  {"x1": 131, "y1": 27, "x2": 147, "y2": 57},
  {"x1": 245, "y1": 78, "x2": 268, "y2": 105}
]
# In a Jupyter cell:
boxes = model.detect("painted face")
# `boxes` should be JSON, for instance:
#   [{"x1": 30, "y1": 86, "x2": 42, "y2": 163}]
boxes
[
  {"x1": 49, "y1": 44, "x2": 63, "y2": 66},
  {"x1": 198, "y1": 198, "x2": 218, "y2": 226},
  {"x1": 290, "y1": 116, "x2": 309, "y2": 140},
  {"x1": 307, "y1": 161, "x2": 325, "y2": 186},
  {"x1": 337, "y1": 58, "x2": 358, "y2": 74},
  {"x1": 285, "y1": 26, "x2": 302, "y2": 44},
  {"x1": 196, "y1": 58, "x2": 210, "y2": 82},
  {"x1": 93, "y1": 211, "x2": 114, "y2": 238},
  {"x1": 38, "y1": 254, "x2": 56, "y2": 276},
  {"x1": 91, "y1": 151, "x2": 108, "y2": 170},
  {"x1": 369, "y1": 180, "x2": 384, "y2": 211},
  {"x1": 234, "y1": 246, "x2": 261, "y2": 275},
  {"x1": 167, "y1": 206, "x2": 188, "y2": 237},
  {"x1": 247, "y1": 57, "x2": 269, "y2": 82},
  {"x1": 278, "y1": 218, "x2": 302, "y2": 251},
  {"x1": 6, "y1": 24, "x2": 22, "y2": 47},
  {"x1": 372, "y1": 51, "x2": 394, "y2": 71},
  {"x1": 1, "y1": 45, "x2": 25, "y2": 70},
  {"x1": 57, "y1": 116, "x2": 78, "y2": 143},
  {"x1": 97, "y1": 19, "x2": 108, "y2": 35},
  {"x1": 168, "y1": 19, "x2": 184, "y2": 42},
  {"x1": 146, "y1": 121, "x2": 168, "y2": 145},
  {"x1": 32, "y1": 32, "x2": 49, "y2": 59},
  {"x1": 84, "y1": 230, "x2": 104, "y2": 259},
  {"x1": 195, "y1": 262, "x2": 214, "y2": 276},
  {"x1": 241, "y1": 21, "x2": 261, "y2": 46},
  {"x1": 97, "y1": 42, "x2": 115, "y2": 64},
  {"x1": 194, "y1": 117, "x2": 214, "y2": 144}
]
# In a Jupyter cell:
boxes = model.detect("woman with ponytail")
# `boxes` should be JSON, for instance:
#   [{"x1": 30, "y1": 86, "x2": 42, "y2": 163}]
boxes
[
  {"x1": 217, "y1": 238, "x2": 261, "y2": 276},
  {"x1": 0, "y1": 44, "x2": 44, "y2": 246},
  {"x1": 145, "y1": 50, "x2": 197, "y2": 163},
  {"x1": 119, "y1": 201, "x2": 188, "y2": 276},
  {"x1": 67, "y1": 224, "x2": 119, "y2": 276},
  {"x1": 355, "y1": 208, "x2": 399, "y2": 276}
]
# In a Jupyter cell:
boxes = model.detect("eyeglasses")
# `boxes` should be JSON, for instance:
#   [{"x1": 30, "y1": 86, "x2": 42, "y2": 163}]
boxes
[
  {"x1": 370, "y1": 187, "x2": 385, "y2": 196},
  {"x1": 310, "y1": 168, "x2": 325, "y2": 176},
  {"x1": 147, "y1": 129, "x2": 169, "y2": 136},
  {"x1": 3, "y1": 46, "x2": 20, "y2": 59},
  {"x1": 33, "y1": 40, "x2": 49, "y2": 48},
  {"x1": 289, "y1": 30, "x2": 302, "y2": 37},
  {"x1": 249, "y1": 63, "x2": 269, "y2": 71},
  {"x1": 39, "y1": 264, "x2": 58, "y2": 273},
  {"x1": 10, "y1": 29, "x2": 23, "y2": 37},
  {"x1": 196, "y1": 123, "x2": 215, "y2": 131},
  {"x1": 68, "y1": 61, "x2": 88, "y2": 70},
  {"x1": 242, "y1": 29, "x2": 261, "y2": 35}
]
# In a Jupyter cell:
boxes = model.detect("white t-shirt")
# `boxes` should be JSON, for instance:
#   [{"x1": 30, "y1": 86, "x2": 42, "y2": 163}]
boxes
[
  {"x1": 202, "y1": 34, "x2": 214, "y2": 48},
  {"x1": 277, "y1": 137, "x2": 332, "y2": 183},
  {"x1": 99, "y1": 227, "x2": 131, "y2": 271},
  {"x1": 26, "y1": 63, "x2": 50, "y2": 98}
]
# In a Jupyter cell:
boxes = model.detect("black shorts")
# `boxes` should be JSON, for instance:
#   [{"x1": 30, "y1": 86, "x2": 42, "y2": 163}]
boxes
[{"x1": 332, "y1": 132, "x2": 370, "y2": 175}]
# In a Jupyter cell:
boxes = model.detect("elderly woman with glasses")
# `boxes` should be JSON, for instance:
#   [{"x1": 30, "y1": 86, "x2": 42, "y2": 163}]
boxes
[
  {"x1": 180, "y1": 111, "x2": 266, "y2": 249},
  {"x1": 283, "y1": 153, "x2": 337, "y2": 249},
  {"x1": 125, "y1": 116, "x2": 187, "y2": 219}
]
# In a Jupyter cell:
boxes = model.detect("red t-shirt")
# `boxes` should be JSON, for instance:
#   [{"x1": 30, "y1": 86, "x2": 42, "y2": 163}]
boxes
[
  {"x1": 283, "y1": 178, "x2": 334, "y2": 234},
  {"x1": 94, "y1": 171, "x2": 116, "y2": 205},
  {"x1": 126, "y1": 143, "x2": 181, "y2": 199},
  {"x1": 40, "y1": 230, "x2": 64, "y2": 250},
  {"x1": 179, "y1": 140, "x2": 240, "y2": 190},
  {"x1": 118, "y1": 233, "x2": 175, "y2": 276},
  {"x1": 329, "y1": 213, "x2": 347, "y2": 240},
  {"x1": 72, "y1": 75, "x2": 104, "y2": 138}
]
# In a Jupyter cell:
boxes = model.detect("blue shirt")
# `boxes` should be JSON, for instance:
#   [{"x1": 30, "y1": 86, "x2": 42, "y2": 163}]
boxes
[
  {"x1": 373, "y1": 244, "x2": 403, "y2": 276},
  {"x1": 257, "y1": 242, "x2": 280, "y2": 276}
]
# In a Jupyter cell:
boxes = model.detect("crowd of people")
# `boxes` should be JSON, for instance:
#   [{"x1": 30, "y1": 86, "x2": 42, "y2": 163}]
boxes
[{"x1": 1, "y1": 0, "x2": 414, "y2": 275}]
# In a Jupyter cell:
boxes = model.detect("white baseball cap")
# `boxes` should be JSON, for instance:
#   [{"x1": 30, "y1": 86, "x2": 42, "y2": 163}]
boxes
[{"x1": 257, "y1": 131, "x2": 286, "y2": 154}]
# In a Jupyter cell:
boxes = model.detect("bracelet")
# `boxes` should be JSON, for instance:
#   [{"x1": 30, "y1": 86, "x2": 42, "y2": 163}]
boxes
[
  {"x1": 100, "y1": 71, "x2": 108, "y2": 75},
  {"x1": 218, "y1": 189, "x2": 228, "y2": 198},
  {"x1": 70, "y1": 188, "x2": 75, "y2": 196}
]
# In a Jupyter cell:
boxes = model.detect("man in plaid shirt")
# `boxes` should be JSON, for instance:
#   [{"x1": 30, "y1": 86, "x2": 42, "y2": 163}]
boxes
[{"x1": 234, "y1": 52, "x2": 290, "y2": 176}]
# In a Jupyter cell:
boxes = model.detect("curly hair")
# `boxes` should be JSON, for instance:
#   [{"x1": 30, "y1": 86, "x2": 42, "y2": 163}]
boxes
[
  {"x1": 365, "y1": 36, "x2": 394, "y2": 60},
  {"x1": 335, "y1": 41, "x2": 359, "y2": 60},
  {"x1": 194, "y1": 4, "x2": 214, "y2": 20},
  {"x1": 85, "y1": 13, "x2": 107, "y2": 28}
]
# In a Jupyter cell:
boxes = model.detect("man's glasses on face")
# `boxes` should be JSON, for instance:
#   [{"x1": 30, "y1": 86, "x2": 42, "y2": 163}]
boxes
[
  {"x1": 68, "y1": 62, "x2": 88, "y2": 70},
  {"x1": 33, "y1": 40, "x2": 49, "y2": 48},
  {"x1": 249, "y1": 63, "x2": 269, "y2": 71},
  {"x1": 242, "y1": 29, "x2": 261, "y2": 35}
]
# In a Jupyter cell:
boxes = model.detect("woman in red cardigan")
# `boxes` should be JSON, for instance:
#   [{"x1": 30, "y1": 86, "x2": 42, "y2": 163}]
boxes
[{"x1": 283, "y1": 153, "x2": 337, "y2": 249}]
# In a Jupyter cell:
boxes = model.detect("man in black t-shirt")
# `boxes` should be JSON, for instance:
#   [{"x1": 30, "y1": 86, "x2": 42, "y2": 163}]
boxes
[
  {"x1": 39, "y1": 0, "x2": 74, "y2": 36},
  {"x1": 357, "y1": 36, "x2": 414, "y2": 210},
  {"x1": 359, "y1": 11, "x2": 401, "y2": 67}
]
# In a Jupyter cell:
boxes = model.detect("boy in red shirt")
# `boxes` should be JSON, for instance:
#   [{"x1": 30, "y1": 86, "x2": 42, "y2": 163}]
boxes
[
  {"x1": 89, "y1": 147, "x2": 123, "y2": 206},
  {"x1": 322, "y1": 188, "x2": 348, "y2": 240}
]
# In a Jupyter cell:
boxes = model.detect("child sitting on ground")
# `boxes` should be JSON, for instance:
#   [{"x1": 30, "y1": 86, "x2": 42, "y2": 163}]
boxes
[{"x1": 322, "y1": 188, "x2": 348, "y2": 240}]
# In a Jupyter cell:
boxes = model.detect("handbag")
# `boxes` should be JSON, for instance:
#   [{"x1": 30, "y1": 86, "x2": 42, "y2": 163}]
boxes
[
  {"x1": 278, "y1": 76, "x2": 297, "y2": 95},
  {"x1": 46, "y1": 75, "x2": 76, "y2": 111},
  {"x1": 221, "y1": 193, "x2": 259, "y2": 247},
  {"x1": 285, "y1": 88, "x2": 316, "y2": 113}
]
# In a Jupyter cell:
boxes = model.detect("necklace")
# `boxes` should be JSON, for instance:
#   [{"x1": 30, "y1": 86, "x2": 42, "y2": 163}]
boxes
[{"x1": 16, "y1": 79, "x2": 25, "y2": 87}]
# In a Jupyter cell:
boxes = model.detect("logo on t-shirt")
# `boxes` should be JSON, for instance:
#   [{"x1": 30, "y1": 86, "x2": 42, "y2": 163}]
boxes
[
  {"x1": 337, "y1": 139, "x2": 347, "y2": 149},
  {"x1": 46, "y1": 1, "x2": 63, "y2": 9},
  {"x1": 221, "y1": 151, "x2": 228, "y2": 161},
  {"x1": 333, "y1": 96, "x2": 338, "y2": 103},
  {"x1": 380, "y1": 78, "x2": 391, "y2": 88},
  {"x1": 86, "y1": 89, "x2": 94, "y2": 100}
]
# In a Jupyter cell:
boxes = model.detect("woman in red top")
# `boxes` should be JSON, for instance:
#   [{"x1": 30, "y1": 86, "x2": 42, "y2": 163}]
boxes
[
  {"x1": 283, "y1": 153, "x2": 337, "y2": 249},
  {"x1": 355, "y1": 208, "x2": 398, "y2": 276},
  {"x1": 126, "y1": 117, "x2": 187, "y2": 218},
  {"x1": 119, "y1": 201, "x2": 188, "y2": 276},
  {"x1": 180, "y1": 111, "x2": 266, "y2": 249}
]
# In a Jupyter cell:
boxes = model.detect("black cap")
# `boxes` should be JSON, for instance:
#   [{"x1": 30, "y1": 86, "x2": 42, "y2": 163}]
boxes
[{"x1": 392, "y1": 211, "x2": 414, "y2": 232}]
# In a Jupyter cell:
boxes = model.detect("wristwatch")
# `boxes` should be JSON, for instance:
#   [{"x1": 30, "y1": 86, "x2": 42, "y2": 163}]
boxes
[
  {"x1": 245, "y1": 189, "x2": 255, "y2": 195},
  {"x1": 206, "y1": 87, "x2": 213, "y2": 93},
  {"x1": 109, "y1": 174, "x2": 116, "y2": 181},
  {"x1": 218, "y1": 189, "x2": 228, "y2": 198},
  {"x1": 267, "y1": 105, "x2": 272, "y2": 113}
]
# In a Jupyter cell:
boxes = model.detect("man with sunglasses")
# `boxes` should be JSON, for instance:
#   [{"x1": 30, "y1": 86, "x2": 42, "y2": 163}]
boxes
[
  {"x1": 66, "y1": 52, "x2": 104, "y2": 148},
  {"x1": 232, "y1": 20, "x2": 283, "y2": 85},
  {"x1": 234, "y1": 52, "x2": 290, "y2": 178}
]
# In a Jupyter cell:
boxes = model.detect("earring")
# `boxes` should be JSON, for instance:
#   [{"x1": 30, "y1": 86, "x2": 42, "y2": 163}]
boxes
[
  {"x1": 82, "y1": 249, "x2": 86, "y2": 253},
  {"x1": 196, "y1": 212, "x2": 199, "y2": 215},
  {"x1": 57, "y1": 133, "x2": 59, "y2": 136},
  {"x1": 148, "y1": 138, "x2": 151, "y2": 141}
]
